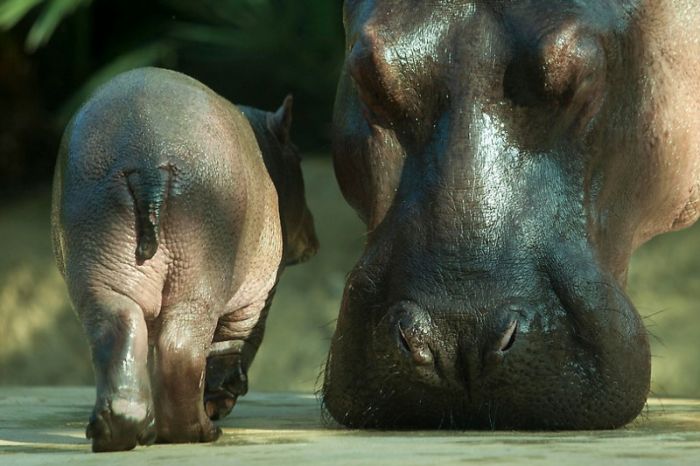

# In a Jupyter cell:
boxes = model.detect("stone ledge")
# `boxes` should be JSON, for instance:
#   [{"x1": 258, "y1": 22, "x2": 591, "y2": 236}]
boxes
[{"x1": 1, "y1": 387, "x2": 698, "y2": 465}]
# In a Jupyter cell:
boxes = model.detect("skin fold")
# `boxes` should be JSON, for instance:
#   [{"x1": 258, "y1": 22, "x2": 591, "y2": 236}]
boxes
[
  {"x1": 51, "y1": 67, "x2": 318, "y2": 452},
  {"x1": 325, "y1": 0, "x2": 699, "y2": 429}
]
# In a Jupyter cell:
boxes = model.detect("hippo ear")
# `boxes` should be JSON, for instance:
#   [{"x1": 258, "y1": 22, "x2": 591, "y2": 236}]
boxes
[
  {"x1": 268, "y1": 94, "x2": 294, "y2": 145},
  {"x1": 505, "y1": 18, "x2": 606, "y2": 130}
]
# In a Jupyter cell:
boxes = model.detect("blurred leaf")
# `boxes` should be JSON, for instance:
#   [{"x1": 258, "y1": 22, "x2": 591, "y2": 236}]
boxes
[
  {"x1": 162, "y1": 0, "x2": 273, "y2": 25},
  {"x1": 2, "y1": 0, "x2": 344, "y2": 150},
  {"x1": 25, "y1": 0, "x2": 91, "y2": 51},
  {"x1": 166, "y1": 0, "x2": 343, "y2": 89},
  {"x1": 0, "y1": 0, "x2": 43, "y2": 30},
  {"x1": 57, "y1": 41, "x2": 176, "y2": 123}
]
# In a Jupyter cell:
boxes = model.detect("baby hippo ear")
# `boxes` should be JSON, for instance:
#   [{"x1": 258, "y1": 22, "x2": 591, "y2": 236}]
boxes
[{"x1": 268, "y1": 94, "x2": 294, "y2": 145}]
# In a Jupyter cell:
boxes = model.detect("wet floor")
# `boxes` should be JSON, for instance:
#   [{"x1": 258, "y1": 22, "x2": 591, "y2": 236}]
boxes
[{"x1": 0, "y1": 388, "x2": 698, "y2": 465}]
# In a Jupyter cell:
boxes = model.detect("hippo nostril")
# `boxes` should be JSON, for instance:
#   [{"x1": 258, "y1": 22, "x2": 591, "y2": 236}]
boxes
[
  {"x1": 498, "y1": 321, "x2": 518, "y2": 352},
  {"x1": 396, "y1": 320, "x2": 434, "y2": 366},
  {"x1": 397, "y1": 323, "x2": 412, "y2": 355}
]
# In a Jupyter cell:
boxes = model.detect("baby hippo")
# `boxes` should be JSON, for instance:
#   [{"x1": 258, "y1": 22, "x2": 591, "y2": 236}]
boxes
[{"x1": 51, "y1": 67, "x2": 318, "y2": 452}]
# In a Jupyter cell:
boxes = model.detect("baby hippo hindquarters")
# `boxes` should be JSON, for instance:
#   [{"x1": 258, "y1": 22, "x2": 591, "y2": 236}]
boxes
[{"x1": 51, "y1": 67, "x2": 318, "y2": 452}]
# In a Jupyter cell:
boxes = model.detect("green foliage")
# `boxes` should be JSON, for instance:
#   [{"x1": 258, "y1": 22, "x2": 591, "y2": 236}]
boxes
[
  {"x1": 165, "y1": 0, "x2": 343, "y2": 95},
  {"x1": 0, "y1": 0, "x2": 91, "y2": 51},
  {"x1": 0, "y1": 0, "x2": 44, "y2": 31},
  {"x1": 1, "y1": 0, "x2": 344, "y2": 149}
]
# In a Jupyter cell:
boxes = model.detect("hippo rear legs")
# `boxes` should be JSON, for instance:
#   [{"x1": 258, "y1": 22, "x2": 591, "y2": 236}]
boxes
[
  {"x1": 82, "y1": 290, "x2": 221, "y2": 449},
  {"x1": 80, "y1": 290, "x2": 155, "y2": 452}
]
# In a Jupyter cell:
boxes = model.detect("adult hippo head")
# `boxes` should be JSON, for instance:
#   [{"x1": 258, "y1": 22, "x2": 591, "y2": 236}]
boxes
[{"x1": 324, "y1": 0, "x2": 700, "y2": 429}]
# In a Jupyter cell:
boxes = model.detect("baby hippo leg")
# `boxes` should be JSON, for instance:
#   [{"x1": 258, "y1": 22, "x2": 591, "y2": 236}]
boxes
[
  {"x1": 204, "y1": 341, "x2": 255, "y2": 420},
  {"x1": 152, "y1": 304, "x2": 221, "y2": 443},
  {"x1": 204, "y1": 299, "x2": 271, "y2": 420},
  {"x1": 81, "y1": 290, "x2": 155, "y2": 452}
]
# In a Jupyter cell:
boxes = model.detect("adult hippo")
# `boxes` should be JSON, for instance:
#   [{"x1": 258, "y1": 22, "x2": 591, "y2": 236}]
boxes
[{"x1": 324, "y1": 0, "x2": 700, "y2": 429}]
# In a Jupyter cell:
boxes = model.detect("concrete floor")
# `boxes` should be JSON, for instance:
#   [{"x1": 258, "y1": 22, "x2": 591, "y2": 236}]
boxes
[{"x1": 1, "y1": 387, "x2": 699, "y2": 465}]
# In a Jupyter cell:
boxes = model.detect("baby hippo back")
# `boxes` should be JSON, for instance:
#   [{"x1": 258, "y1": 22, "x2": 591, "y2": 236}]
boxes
[{"x1": 52, "y1": 67, "x2": 282, "y2": 320}]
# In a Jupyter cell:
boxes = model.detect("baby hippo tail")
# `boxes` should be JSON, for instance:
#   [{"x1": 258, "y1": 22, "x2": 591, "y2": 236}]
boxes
[{"x1": 126, "y1": 166, "x2": 171, "y2": 263}]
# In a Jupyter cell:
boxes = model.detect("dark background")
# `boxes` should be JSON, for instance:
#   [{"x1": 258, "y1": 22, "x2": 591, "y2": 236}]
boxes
[
  {"x1": 1, "y1": 0, "x2": 699, "y2": 398},
  {"x1": 0, "y1": 0, "x2": 344, "y2": 199}
]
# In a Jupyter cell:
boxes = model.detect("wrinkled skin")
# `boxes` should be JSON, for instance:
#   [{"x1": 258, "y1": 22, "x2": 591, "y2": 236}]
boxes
[
  {"x1": 51, "y1": 67, "x2": 318, "y2": 452},
  {"x1": 325, "y1": 0, "x2": 700, "y2": 429}
]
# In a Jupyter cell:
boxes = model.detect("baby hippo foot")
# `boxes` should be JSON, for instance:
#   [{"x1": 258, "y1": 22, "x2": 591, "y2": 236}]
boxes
[
  {"x1": 204, "y1": 354, "x2": 249, "y2": 420},
  {"x1": 86, "y1": 399, "x2": 155, "y2": 452},
  {"x1": 156, "y1": 418, "x2": 222, "y2": 444}
]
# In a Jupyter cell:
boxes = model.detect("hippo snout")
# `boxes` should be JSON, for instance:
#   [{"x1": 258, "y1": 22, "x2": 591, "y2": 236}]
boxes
[{"x1": 323, "y1": 256, "x2": 650, "y2": 431}]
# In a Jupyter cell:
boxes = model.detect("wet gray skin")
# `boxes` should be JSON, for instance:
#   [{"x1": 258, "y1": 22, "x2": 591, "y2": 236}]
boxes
[
  {"x1": 51, "y1": 67, "x2": 318, "y2": 452},
  {"x1": 324, "y1": 0, "x2": 700, "y2": 429}
]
